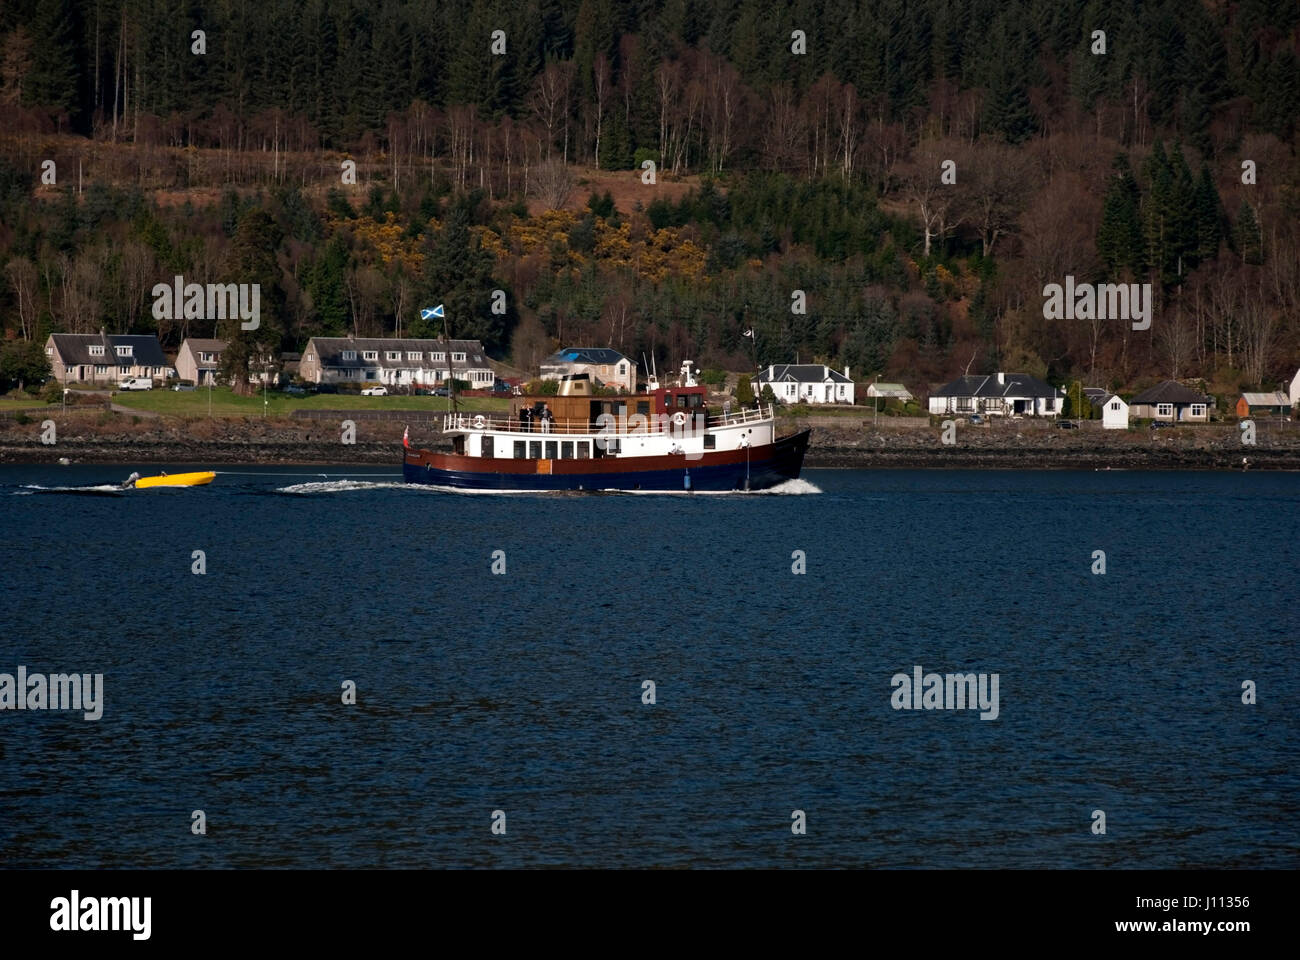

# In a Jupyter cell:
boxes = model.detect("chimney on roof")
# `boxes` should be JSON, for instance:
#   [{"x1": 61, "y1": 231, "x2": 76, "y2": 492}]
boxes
[
  {"x1": 844, "y1": 365, "x2": 850, "y2": 380},
  {"x1": 996, "y1": 372, "x2": 1005, "y2": 385}
]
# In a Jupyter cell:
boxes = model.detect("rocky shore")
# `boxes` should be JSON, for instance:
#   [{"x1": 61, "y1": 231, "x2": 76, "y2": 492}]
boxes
[{"x1": 1, "y1": 409, "x2": 1297, "y2": 469}]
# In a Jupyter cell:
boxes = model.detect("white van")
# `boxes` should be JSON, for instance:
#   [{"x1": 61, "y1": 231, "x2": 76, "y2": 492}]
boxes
[{"x1": 118, "y1": 377, "x2": 153, "y2": 391}]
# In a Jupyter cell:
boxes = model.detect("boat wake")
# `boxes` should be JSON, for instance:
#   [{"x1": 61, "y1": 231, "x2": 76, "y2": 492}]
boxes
[
  {"x1": 275, "y1": 477, "x2": 822, "y2": 496},
  {"x1": 275, "y1": 480, "x2": 418, "y2": 495},
  {"x1": 14, "y1": 484, "x2": 126, "y2": 497}
]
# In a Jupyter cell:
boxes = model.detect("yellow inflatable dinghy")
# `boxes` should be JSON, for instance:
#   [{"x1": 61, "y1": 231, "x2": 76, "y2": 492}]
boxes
[{"x1": 126, "y1": 471, "x2": 216, "y2": 489}]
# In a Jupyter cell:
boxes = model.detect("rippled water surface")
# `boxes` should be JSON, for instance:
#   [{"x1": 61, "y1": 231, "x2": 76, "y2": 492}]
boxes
[{"x1": 1, "y1": 464, "x2": 1296, "y2": 868}]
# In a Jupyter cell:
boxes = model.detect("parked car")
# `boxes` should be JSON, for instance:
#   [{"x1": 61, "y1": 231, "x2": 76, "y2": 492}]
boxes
[
  {"x1": 172, "y1": 383, "x2": 196, "y2": 392},
  {"x1": 968, "y1": 414, "x2": 984, "y2": 425},
  {"x1": 432, "y1": 387, "x2": 450, "y2": 397},
  {"x1": 283, "y1": 385, "x2": 306, "y2": 395},
  {"x1": 361, "y1": 386, "x2": 388, "y2": 396},
  {"x1": 491, "y1": 380, "x2": 514, "y2": 395},
  {"x1": 118, "y1": 378, "x2": 153, "y2": 391},
  {"x1": 1151, "y1": 420, "x2": 1174, "y2": 429},
  {"x1": 1055, "y1": 419, "x2": 1078, "y2": 429}
]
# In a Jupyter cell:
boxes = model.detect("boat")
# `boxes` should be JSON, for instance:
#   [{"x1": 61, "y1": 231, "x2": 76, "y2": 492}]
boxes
[
  {"x1": 124, "y1": 471, "x2": 216, "y2": 489},
  {"x1": 403, "y1": 362, "x2": 810, "y2": 492}
]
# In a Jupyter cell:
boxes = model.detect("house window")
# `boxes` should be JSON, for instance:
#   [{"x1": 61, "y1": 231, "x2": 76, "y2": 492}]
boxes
[
  {"x1": 1110, "y1": 401, "x2": 1121, "y2": 411},
  {"x1": 452, "y1": 352, "x2": 466, "y2": 362},
  {"x1": 115, "y1": 345, "x2": 132, "y2": 356},
  {"x1": 95, "y1": 365, "x2": 108, "y2": 374},
  {"x1": 45, "y1": 346, "x2": 53, "y2": 356},
  {"x1": 432, "y1": 352, "x2": 445, "y2": 361},
  {"x1": 514, "y1": 440, "x2": 526, "y2": 458},
  {"x1": 787, "y1": 384, "x2": 795, "y2": 396},
  {"x1": 386, "y1": 351, "x2": 401, "y2": 361},
  {"x1": 89, "y1": 345, "x2": 105, "y2": 356},
  {"x1": 407, "y1": 352, "x2": 421, "y2": 361},
  {"x1": 363, "y1": 351, "x2": 378, "y2": 360},
  {"x1": 342, "y1": 350, "x2": 357, "y2": 361},
  {"x1": 618, "y1": 363, "x2": 627, "y2": 376},
  {"x1": 366, "y1": 369, "x2": 378, "y2": 379},
  {"x1": 545, "y1": 441, "x2": 558, "y2": 459},
  {"x1": 1190, "y1": 404, "x2": 1205, "y2": 417},
  {"x1": 529, "y1": 441, "x2": 542, "y2": 458},
  {"x1": 1157, "y1": 403, "x2": 1173, "y2": 418},
  {"x1": 305, "y1": 353, "x2": 314, "y2": 361},
  {"x1": 838, "y1": 385, "x2": 845, "y2": 395}
]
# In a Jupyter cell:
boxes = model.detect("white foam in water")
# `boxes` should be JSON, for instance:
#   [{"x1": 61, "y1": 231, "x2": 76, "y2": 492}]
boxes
[
  {"x1": 15, "y1": 483, "x2": 126, "y2": 495},
  {"x1": 275, "y1": 477, "x2": 822, "y2": 496},
  {"x1": 276, "y1": 479, "x2": 414, "y2": 494}
]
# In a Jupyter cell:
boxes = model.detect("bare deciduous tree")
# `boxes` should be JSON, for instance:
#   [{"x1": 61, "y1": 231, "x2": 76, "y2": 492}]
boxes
[{"x1": 533, "y1": 158, "x2": 575, "y2": 211}]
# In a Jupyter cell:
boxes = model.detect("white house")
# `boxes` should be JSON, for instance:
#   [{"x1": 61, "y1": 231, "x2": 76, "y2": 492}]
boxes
[
  {"x1": 540, "y1": 347, "x2": 636, "y2": 393},
  {"x1": 754, "y1": 364, "x2": 855, "y2": 404},
  {"x1": 298, "y1": 336, "x2": 494, "y2": 388},
  {"x1": 1084, "y1": 388, "x2": 1129, "y2": 429},
  {"x1": 1288, "y1": 368, "x2": 1300, "y2": 408},
  {"x1": 928, "y1": 372, "x2": 1063, "y2": 417}
]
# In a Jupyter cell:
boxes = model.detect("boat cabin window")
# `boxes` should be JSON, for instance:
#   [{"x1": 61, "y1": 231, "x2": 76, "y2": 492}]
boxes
[
  {"x1": 514, "y1": 440, "x2": 526, "y2": 458},
  {"x1": 545, "y1": 441, "x2": 558, "y2": 459},
  {"x1": 561, "y1": 441, "x2": 574, "y2": 459},
  {"x1": 529, "y1": 441, "x2": 542, "y2": 458},
  {"x1": 576, "y1": 441, "x2": 590, "y2": 458},
  {"x1": 636, "y1": 401, "x2": 650, "y2": 416},
  {"x1": 704, "y1": 434, "x2": 716, "y2": 449}
]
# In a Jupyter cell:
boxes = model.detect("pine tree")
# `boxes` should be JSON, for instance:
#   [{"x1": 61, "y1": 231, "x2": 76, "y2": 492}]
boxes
[
  {"x1": 416, "y1": 194, "x2": 502, "y2": 348},
  {"x1": 1233, "y1": 199, "x2": 1262, "y2": 265},
  {"x1": 1194, "y1": 165, "x2": 1222, "y2": 262},
  {"x1": 1097, "y1": 154, "x2": 1144, "y2": 277},
  {"x1": 219, "y1": 209, "x2": 285, "y2": 394}
]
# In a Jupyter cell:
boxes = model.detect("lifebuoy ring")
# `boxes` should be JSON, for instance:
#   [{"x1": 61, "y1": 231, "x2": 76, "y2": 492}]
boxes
[
  {"x1": 473, "y1": 414, "x2": 486, "y2": 429},
  {"x1": 672, "y1": 411, "x2": 687, "y2": 428}
]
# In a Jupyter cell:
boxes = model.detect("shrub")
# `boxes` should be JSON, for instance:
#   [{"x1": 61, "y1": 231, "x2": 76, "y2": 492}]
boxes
[{"x1": 734, "y1": 375, "x2": 754, "y2": 404}]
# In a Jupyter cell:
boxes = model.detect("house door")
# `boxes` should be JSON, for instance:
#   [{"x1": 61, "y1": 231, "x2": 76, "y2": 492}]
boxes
[{"x1": 825, "y1": 385, "x2": 832, "y2": 402}]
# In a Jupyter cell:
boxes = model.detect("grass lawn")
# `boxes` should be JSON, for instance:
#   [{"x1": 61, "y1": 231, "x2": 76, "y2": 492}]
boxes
[
  {"x1": 0, "y1": 396, "x2": 47, "y2": 409},
  {"x1": 111, "y1": 387, "x2": 512, "y2": 417}
]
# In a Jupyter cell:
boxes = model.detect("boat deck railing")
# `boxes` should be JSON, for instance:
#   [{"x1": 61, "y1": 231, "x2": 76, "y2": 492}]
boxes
[{"x1": 444, "y1": 403, "x2": 773, "y2": 434}]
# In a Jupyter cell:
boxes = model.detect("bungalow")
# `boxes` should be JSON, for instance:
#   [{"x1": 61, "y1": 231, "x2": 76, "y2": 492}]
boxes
[
  {"x1": 45, "y1": 332, "x2": 168, "y2": 385},
  {"x1": 927, "y1": 372, "x2": 1063, "y2": 417},
  {"x1": 1236, "y1": 392, "x2": 1291, "y2": 418},
  {"x1": 540, "y1": 348, "x2": 635, "y2": 393},
  {"x1": 1083, "y1": 387, "x2": 1130, "y2": 429},
  {"x1": 865, "y1": 381, "x2": 913, "y2": 402},
  {"x1": 1129, "y1": 381, "x2": 1212, "y2": 422},
  {"x1": 298, "y1": 336, "x2": 494, "y2": 388},
  {"x1": 754, "y1": 364, "x2": 856, "y2": 404},
  {"x1": 175, "y1": 338, "x2": 225, "y2": 384},
  {"x1": 1289, "y1": 368, "x2": 1300, "y2": 407}
]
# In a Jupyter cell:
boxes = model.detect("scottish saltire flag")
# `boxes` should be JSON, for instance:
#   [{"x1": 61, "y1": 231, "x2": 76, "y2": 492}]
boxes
[{"x1": 420, "y1": 304, "x2": 444, "y2": 321}]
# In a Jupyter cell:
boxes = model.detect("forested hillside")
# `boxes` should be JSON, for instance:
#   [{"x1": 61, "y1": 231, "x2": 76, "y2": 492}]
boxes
[{"x1": 1, "y1": 0, "x2": 1297, "y2": 395}]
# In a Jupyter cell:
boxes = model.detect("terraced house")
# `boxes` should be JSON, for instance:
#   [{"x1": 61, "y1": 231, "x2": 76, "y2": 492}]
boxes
[
  {"x1": 45, "y1": 332, "x2": 168, "y2": 385},
  {"x1": 298, "y1": 336, "x2": 494, "y2": 388}
]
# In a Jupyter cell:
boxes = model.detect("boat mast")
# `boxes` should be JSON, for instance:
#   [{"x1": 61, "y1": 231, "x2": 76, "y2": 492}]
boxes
[{"x1": 442, "y1": 311, "x2": 458, "y2": 415}]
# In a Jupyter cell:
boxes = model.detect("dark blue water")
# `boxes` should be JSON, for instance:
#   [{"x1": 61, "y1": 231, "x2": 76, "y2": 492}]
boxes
[{"x1": 1, "y1": 464, "x2": 1296, "y2": 868}]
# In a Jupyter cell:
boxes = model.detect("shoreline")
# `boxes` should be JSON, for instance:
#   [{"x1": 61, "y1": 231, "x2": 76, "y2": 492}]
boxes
[{"x1": 2, "y1": 414, "x2": 1297, "y2": 470}]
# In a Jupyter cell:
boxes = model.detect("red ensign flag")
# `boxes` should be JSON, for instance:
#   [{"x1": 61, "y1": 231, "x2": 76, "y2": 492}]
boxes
[{"x1": 402, "y1": 425, "x2": 410, "y2": 448}]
